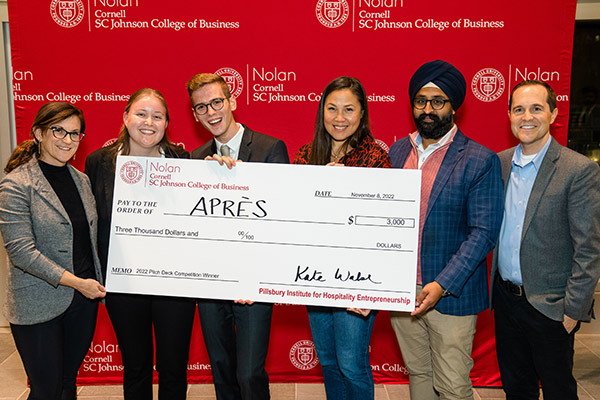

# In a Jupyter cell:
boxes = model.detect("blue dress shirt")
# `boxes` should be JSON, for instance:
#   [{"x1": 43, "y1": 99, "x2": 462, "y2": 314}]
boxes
[{"x1": 497, "y1": 136, "x2": 552, "y2": 285}]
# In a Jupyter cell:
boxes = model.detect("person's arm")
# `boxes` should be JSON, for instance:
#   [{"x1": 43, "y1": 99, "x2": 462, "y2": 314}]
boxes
[
  {"x1": 59, "y1": 270, "x2": 106, "y2": 299},
  {"x1": 265, "y1": 140, "x2": 290, "y2": 164},
  {"x1": 412, "y1": 281, "x2": 445, "y2": 316},
  {"x1": 436, "y1": 152, "x2": 503, "y2": 293},
  {"x1": 364, "y1": 141, "x2": 392, "y2": 168},
  {"x1": 0, "y1": 176, "x2": 65, "y2": 286},
  {"x1": 292, "y1": 144, "x2": 310, "y2": 165},
  {"x1": 563, "y1": 161, "x2": 600, "y2": 325},
  {"x1": 0, "y1": 175, "x2": 105, "y2": 298}
]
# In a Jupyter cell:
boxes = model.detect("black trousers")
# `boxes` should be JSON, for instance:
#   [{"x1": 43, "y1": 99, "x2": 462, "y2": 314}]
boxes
[
  {"x1": 197, "y1": 300, "x2": 273, "y2": 400},
  {"x1": 105, "y1": 293, "x2": 196, "y2": 400},
  {"x1": 493, "y1": 276, "x2": 579, "y2": 400},
  {"x1": 11, "y1": 291, "x2": 99, "y2": 400}
]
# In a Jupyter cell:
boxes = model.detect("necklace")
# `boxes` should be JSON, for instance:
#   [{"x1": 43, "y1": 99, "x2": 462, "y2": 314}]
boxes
[
  {"x1": 331, "y1": 150, "x2": 345, "y2": 161},
  {"x1": 331, "y1": 145, "x2": 352, "y2": 162}
]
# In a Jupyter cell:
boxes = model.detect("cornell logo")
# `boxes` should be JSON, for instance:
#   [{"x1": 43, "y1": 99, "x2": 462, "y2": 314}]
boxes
[
  {"x1": 471, "y1": 68, "x2": 505, "y2": 102},
  {"x1": 315, "y1": 0, "x2": 349, "y2": 29},
  {"x1": 289, "y1": 340, "x2": 319, "y2": 370},
  {"x1": 103, "y1": 138, "x2": 117, "y2": 148},
  {"x1": 375, "y1": 139, "x2": 390, "y2": 153},
  {"x1": 215, "y1": 67, "x2": 244, "y2": 98},
  {"x1": 120, "y1": 161, "x2": 144, "y2": 185},
  {"x1": 50, "y1": 0, "x2": 85, "y2": 28}
]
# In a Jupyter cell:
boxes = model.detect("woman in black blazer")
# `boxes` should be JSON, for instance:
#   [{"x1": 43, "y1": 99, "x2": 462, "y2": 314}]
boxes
[{"x1": 85, "y1": 88, "x2": 195, "y2": 400}]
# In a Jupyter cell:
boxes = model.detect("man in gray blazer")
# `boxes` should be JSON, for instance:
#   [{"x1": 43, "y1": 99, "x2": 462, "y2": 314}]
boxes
[{"x1": 491, "y1": 79, "x2": 600, "y2": 400}]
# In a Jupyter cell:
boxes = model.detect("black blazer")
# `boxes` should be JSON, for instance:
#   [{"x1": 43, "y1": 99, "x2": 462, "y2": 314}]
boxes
[
  {"x1": 191, "y1": 125, "x2": 289, "y2": 164},
  {"x1": 84, "y1": 144, "x2": 189, "y2": 278}
]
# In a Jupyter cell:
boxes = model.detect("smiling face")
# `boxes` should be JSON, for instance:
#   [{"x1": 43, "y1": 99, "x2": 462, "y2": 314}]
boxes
[
  {"x1": 123, "y1": 94, "x2": 168, "y2": 156},
  {"x1": 35, "y1": 115, "x2": 81, "y2": 166},
  {"x1": 191, "y1": 82, "x2": 238, "y2": 144},
  {"x1": 323, "y1": 88, "x2": 363, "y2": 144},
  {"x1": 509, "y1": 84, "x2": 558, "y2": 155}
]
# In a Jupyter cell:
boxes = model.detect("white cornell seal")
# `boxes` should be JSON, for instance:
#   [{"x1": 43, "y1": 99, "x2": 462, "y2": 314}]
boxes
[
  {"x1": 316, "y1": 0, "x2": 349, "y2": 29},
  {"x1": 375, "y1": 139, "x2": 389, "y2": 153},
  {"x1": 102, "y1": 138, "x2": 117, "y2": 148},
  {"x1": 50, "y1": 0, "x2": 85, "y2": 28},
  {"x1": 215, "y1": 67, "x2": 244, "y2": 98},
  {"x1": 289, "y1": 340, "x2": 319, "y2": 370},
  {"x1": 471, "y1": 68, "x2": 506, "y2": 102},
  {"x1": 120, "y1": 161, "x2": 144, "y2": 185}
]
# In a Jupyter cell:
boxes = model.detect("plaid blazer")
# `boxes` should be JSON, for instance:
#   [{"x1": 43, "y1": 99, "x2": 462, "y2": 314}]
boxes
[{"x1": 389, "y1": 129, "x2": 503, "y2": 316}]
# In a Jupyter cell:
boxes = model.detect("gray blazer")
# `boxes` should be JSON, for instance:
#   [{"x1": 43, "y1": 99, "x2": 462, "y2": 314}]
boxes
[
  {"x1": 491, "y1": 138, "x2": 600, "y2": 322},
  {"x1": 0, "y1": 158, "x2": 103, "y2": 325}
]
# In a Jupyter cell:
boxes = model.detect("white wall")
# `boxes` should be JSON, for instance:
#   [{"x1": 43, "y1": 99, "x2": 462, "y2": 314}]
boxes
[{"x1": 577, "y1": 1, "x2": 600, "y2": 19}]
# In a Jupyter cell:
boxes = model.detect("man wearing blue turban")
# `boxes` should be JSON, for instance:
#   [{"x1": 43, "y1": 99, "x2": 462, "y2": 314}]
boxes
[{"x1": 388, "y1": 60, "x2": 504, "y2": 399}]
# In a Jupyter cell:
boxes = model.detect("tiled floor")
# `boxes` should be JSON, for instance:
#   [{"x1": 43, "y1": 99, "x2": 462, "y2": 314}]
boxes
[{"x1": 1, "y1": 293, "x2": 599, "y2": 399}]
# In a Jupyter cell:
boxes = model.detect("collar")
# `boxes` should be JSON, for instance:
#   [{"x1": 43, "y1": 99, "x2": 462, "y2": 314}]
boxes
[
  {"x1": 409, "y1": 124, "x2": 457, "y2": 151},
  {"x1": 117, "y1": 145, "x2": 165, "y2": 158},
  {"x1": 215, "y1": 123, "x2": 244, "y2": 155},
  {"x1": 512, "y1": 135, "x2": 552, "y2": 170}
]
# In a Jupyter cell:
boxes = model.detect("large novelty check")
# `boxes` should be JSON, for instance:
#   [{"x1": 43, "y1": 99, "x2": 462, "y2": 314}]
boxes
[{"x1": 106, "y1": 156, "x2": 420, "y2": 311}]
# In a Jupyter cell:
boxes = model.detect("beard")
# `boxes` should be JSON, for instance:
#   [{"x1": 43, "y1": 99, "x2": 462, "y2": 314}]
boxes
[{"x1": 414, "y1": 111, "x2": 454, "y2": 140}]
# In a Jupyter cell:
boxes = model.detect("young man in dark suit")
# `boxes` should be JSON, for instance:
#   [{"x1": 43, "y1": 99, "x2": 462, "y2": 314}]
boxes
[{"x1": 186, "y1": 73, "x2": 289, "y2": 400}]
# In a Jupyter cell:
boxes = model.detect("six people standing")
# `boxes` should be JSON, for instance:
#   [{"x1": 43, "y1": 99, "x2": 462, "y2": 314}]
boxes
[{"x1": 0, "y1": 70, "x2": 598, "y2": 400}]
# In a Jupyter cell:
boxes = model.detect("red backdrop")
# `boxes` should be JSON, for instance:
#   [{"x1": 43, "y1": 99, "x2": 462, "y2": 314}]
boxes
[{"x1": 7, "y1": 0, "x2": 577, "y2": 385}]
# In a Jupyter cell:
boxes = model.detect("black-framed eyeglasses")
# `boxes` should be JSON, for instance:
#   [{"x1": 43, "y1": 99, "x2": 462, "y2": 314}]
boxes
[
  {"x1": 192, "y1": 98, "x2": 227, "y2": 115},
  {"x1": 413, "y1": 97, "x2": 450, "y2": 110},
  {"x1": 50, "y1": 126, "x2": 85, "y2": 142}
]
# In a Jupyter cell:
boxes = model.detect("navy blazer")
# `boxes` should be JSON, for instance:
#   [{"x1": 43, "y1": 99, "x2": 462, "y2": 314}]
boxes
[{"x1": 389, "y1": 129, "x2": 503, "y2": 316}]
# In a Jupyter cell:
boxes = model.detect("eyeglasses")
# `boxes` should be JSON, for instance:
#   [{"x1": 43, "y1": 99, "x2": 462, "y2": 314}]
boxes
[
  {"x1": 50, "y1": 126, "x2": 85, "y2": 142},
  {"x1": 413, "y1": 97, "x2": 450, "y2": 111},
  {"x1": 192, "y1": 98, "x2": 227, "y2": 115}
]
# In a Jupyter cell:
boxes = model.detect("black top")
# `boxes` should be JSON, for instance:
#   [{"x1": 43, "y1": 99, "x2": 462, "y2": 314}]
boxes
[
  {"x1": 39, "y1": 160, "x2": 94, "y2": 279},
  {"x1": 84, "y1": 144, "x2": 190, "y2": 278}
]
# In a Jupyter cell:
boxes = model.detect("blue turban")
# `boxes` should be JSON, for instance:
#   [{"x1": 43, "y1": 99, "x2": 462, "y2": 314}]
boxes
[{"x1": 408, "y1": 60, "x2": 467, "y2": 110}]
